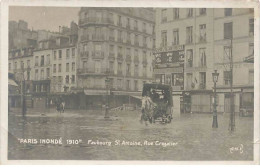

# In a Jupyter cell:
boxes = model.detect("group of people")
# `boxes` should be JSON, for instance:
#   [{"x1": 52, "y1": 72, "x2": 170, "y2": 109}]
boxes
[{"x1": 50, "y1": 97, "x2": 65, "y2": 113}]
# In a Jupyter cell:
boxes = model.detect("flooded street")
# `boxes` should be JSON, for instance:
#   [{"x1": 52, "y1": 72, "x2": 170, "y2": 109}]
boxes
[{"x1": 8, "y1": 108, "x2": 254, "y2": 160}]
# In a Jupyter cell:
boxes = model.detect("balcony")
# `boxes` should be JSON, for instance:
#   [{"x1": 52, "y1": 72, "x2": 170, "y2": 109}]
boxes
[
  {"x1": 108, "y1": 53, "x2": 115, "y2": 60},
  {"x1": 80, "y1": 51, "x2": 89, "y2": 58},
  {"x1": 109, "y1": 36, "x2": 115, "y2": 41},
  {"x1": 92, "y1": 34, "x2": 105, "y2": 41},
  {"x1": 117, "y1": 54, "x2": 123, "y2": 62},
  {"x1": 199, "y1": 83, "x2": 206, "y2": 90},
  {"x1": 81, "y1": 35, "x2": 89, "y2": 41},
  {"x1": 125, "y1": 55, "x2": 131, "y2": 62},
  {"x1": 79, "y1": 17, "x2": 111, "y2": 25},
  {"x1": 92, "y1": 51, "x2": 104, "y2": 59},
  {"x1": 77, "y1": 68, "x2": 110, "y2": 76}
]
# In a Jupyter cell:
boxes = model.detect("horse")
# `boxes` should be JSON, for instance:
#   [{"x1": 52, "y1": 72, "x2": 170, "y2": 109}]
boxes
[{"x1": 141, "y1": 96, "x2": 155, "y2": 125}]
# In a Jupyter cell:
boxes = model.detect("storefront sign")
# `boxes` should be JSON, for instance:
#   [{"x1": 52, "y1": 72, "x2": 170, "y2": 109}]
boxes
[{"x1": 154, "y1": 45, "x2": 185, "y2": 64}]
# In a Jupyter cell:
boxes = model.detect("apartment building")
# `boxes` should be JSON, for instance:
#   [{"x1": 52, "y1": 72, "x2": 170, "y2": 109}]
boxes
[
  {"x1": 77, "y1": 8, "x2": 155, "y2": 94},
  {"x1": 213, "y1": 8, "x2": 254, "y2": 113},
  {"x1": 155, "y1": 8, "x2": 254, "y2": 113}
]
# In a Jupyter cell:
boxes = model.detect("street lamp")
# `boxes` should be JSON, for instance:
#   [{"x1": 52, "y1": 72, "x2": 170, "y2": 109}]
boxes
[
  {"x1": 104, "y1": 77, "x2": 110, "y2": 119},
  {"x1": 212, "y1": 70, "x2": 219, "y2": 128}
]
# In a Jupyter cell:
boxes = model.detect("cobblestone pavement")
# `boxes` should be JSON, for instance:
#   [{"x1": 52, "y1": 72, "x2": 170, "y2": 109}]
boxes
[{"x1": 8, "y1": 108, "x2": 254, "y2": 160}]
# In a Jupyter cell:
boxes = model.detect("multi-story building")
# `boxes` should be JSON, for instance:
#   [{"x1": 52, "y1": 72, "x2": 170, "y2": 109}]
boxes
[
  {"x1": 213, "y1": 8, "x2": 254, "y2": 114},
  {"x1": 51, "y1": 37, "x2": 77, "y2": 93},
  {"x1": 77, "y1": 7, "x2": 155, "y2": 107},
  {"x1": 155, "y1": 8, "x2": 254, "y2": 114}
]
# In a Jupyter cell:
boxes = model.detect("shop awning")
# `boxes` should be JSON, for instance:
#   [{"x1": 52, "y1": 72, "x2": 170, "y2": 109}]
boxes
[{"x1": 8, "y1": 79, "x2": 18, "y2": 87}]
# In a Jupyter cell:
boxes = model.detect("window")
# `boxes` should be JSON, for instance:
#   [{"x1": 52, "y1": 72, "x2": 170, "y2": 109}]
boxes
[
  {"x1": 118, "y1": 30, "x2": 122, "y2": 42},
  {"x1": 127, "y1": 32, "x2": 131, "y2": 43},
  {"x1": 109, "y1": 28, "x2": 115, "y2": 40},
  {"x1": 71, "y1": 75, "x2": 75, "y2": 84},
  {"x1": 127, "y1": 80, "x2": 131, "y2": 90},
  {"x1": 161, "y1": 9, "x2": 167, "y2": 22},
  {"x1": 40, "y1": 55, "x2": 44, "y2": 66},
  {"x1": 224, "y1": 22, "x2": 233, "y2": 39},
  {"x1": 26, "y1": 60, "x2": 30, "y2": 68},
  {"x1": 66, "y1": 75, "x2": 69, "y2": 84},
  {"x1": 117, "y1": 79, "x2": 122, "y2": 89},
  {"x1": 59, "y1": 50, "x2": 62, "y2": 59},
  {"x1": 249, "y1": 18, "x2": 254, "y2": 36},
  {"x1": 186, "y1": 26, "x2": 193, "y2": 43},
  {"x1": 127, "y1": 18, "x2": 130, "y2": 28},
  {"x1": 66, "y1": 49, "x2": 70, "y2": 59},
  {"x1": 21, "y1": 61, "x2": 24, "y2": 69},
  {"x1": 94, "y1": 61, "x2": 101, "y2": 73},
  {"x1": 249, "y1": 43, "x2": 254, "y2": 56},
  {"x1": 96, "y1": 11, "x2": 102, "y2": 22},
  {"x1": 118, "y1": 15, "x2": 122, "y2": 26},
  {"x1": 143, "y1": 65, "x2": 147, "y2": 77},
  {"x1": 134, "y1": 64, "x2": 138, "y2": 76},
  {"x1": 35, "y1": 69, "x2": 38, "y2": 80},
  {"x1": 186, "y1": 49, "x2": 193, "y2": 67},
  {"x1": 143, "y1": 36, "x2": 147, "y2": 47},
  {"x1": 199, "y1": 24, "x2": 206, "y2": 42},
  {"x1": 58, "y1": 64, "x2": 61, "y2": 72},
  {"x1": 249, "y1": 70, "x2": 254, "y2": 84},
  {"x1": 186, "y1": 73, "x2": 193, "y2": 89},
  {"x1": 174, "y1": 8, "x2": 179, "y2": 19},
  {"x1": 161, "y1": 31, "x2": 167, "y2": 47},
  {"x1": 72, "y1": 48, "x2": 75, "y2": 57},
  {"x1": 134, "y1": 20, "x2": 138, "y2": 30},
  {"x1": 72, "y1": 62, "x2": 75, "y2": 71},
  {"x1": 224, "y1": 71, "x2": 231, "y2": 85},
  {"x1": 199, "y1": 72, "x2": 206, "y2": 89},
  {"x1": 172, "y1": 73, "x2": 184, "y2": 86},
  {"x1": 46, "y1": 54, "x2": 50, "y2": 65},
  {"x1": 143, "y1": 22, "x2": 146, "y2": 32},
  {"x1": 35, "y1": 56, "x2": 39, "y2": 66},
  {"x1": 199, "y1": 48, "x2": 206, "y2": 67},
  {"x1": 82, "y1": 61, "x2": 87, "y2": 69},
  {"x1": 46, "y1": 68, "x2": 50, "y2": 78},
  {"x1": 41, "y1": 69, "x2": 44, "y2": 80},
  {"x1": 126, "y1": 48, "x2": 131, "y2": 57},
  {"x1": 109, "y1": 61, "x2": 114, "y2": 72},
  {"x1": 223, "y1": 46, "x2": 231, "y2": 63},
  {"x1": 53, "y1": 64, "x2": 56, "y2": 73},
  {"x1": 9, "y1": 63, "x2": 11, "y2": 71},
  {"x1": 109, "y1": 13, "x2": 113, "y2": 23},
  {"x1": 109, "y1": 45, "x2": 114, "y2": 53},
  {"x1": 126, "y1": 63, "x2": 130, "y2": 74},
  {"x1": 199, "y1": 8, "x2": 206, "y2": 15},
  {"x1": 225, "y1": 8, "x2": 232, "y2": 16},
  {"x1": 134, "y1": 34, "x2": 139, "y2": 45},
  {"x1": 94, "y1": 44, "x2": 102, "y2": 52},
  {"x1": 187, "y1": 8, "x2": 193, "y2": 17},
  {"x1": 173, "y1": 29, "x2": 179, "y2": 45},
  {"x1": 118, "y1": 62, "x2": 122, "y2": 74},
  {"x1": 143, "y1": 51, "x2": 147, "y2": 61},
  {"x1": 134, "y1": 80, "x2": 138, "y2": 91},
  {"x1": 27, "y1": 71, "x2": 30, "y2": 80},
  {"x1": 14, "y1": 62, "x2": 17, "y2": 70},
  {"x1": 54, "y1": 51, "x2": 57, "y2": 60},
  {"x1": 66, "y1": 63, "x2": 69, "y2": 72}
]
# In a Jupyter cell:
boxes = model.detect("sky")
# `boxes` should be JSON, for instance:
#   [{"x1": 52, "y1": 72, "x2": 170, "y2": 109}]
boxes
[{"x1": 9, "y1": 6, "x2": 80, "y2": 32}]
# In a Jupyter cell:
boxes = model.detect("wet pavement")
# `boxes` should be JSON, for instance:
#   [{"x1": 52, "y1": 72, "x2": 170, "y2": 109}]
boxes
[{"x1": 8, "y1": 108, "x2": 254, "y2": 160}]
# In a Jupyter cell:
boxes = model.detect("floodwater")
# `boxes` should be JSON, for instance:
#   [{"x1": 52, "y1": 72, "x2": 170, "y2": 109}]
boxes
[{"x1": 8, "y1": 108, "x2": 254, "y2": 160}]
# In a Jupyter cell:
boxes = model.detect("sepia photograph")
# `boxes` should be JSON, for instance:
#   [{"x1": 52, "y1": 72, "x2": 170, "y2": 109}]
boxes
[{"x1": 1, "y1": 0, "x2": 259, "y2": 164}]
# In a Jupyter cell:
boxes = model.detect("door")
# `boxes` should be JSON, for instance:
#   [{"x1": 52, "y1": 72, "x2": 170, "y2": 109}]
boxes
[{"x1": 224, "y1": 94, "x2": 231, "y2": 113}]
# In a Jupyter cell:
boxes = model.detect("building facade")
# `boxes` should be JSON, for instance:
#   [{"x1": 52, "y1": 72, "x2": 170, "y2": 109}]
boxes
[
  {"x1": 155, "y1": 8, "x2": 254, "y2": 113},
  {"x1": 76, "y1": 7, "x2": 155, "y2": 107}
]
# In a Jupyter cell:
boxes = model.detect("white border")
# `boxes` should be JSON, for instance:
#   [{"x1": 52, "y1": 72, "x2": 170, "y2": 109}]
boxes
[{"x1": 1, "y1": 0, "x2": 259, "y2": 165}]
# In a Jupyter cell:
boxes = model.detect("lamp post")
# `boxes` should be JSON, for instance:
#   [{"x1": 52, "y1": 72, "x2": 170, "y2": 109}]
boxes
[
  {"x1": 212, "y1": 70, "x2": 219, "y2": 128},
  {"x1": 104, "y1": 77, "x2": 110, "y2": 119}
]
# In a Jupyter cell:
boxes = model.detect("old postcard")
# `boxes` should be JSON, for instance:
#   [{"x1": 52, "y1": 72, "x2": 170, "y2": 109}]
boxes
[{"x1": 0, "y1": 0, "x2": 259, "y2": 164}]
